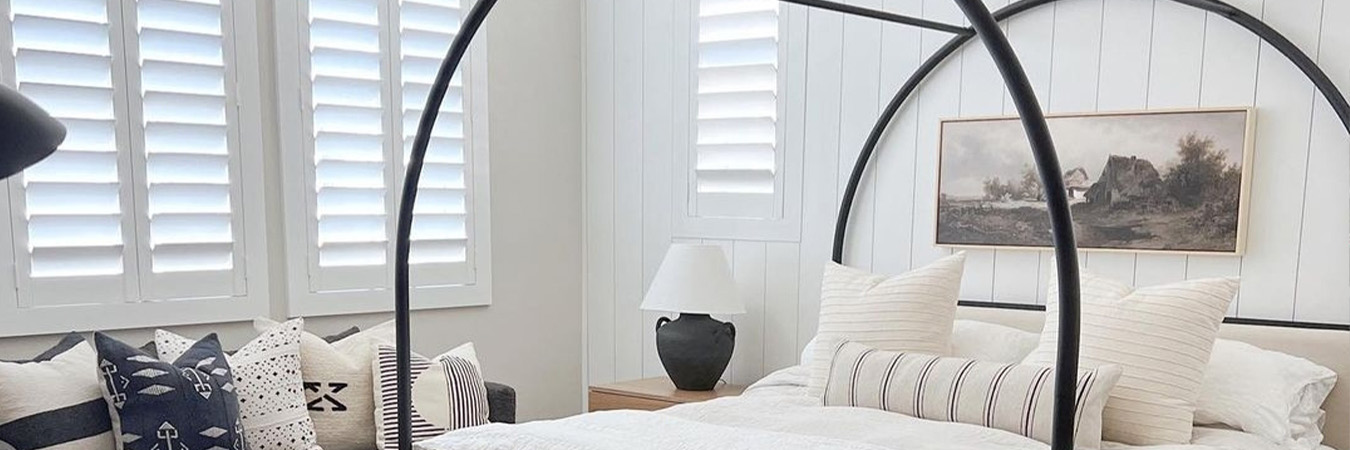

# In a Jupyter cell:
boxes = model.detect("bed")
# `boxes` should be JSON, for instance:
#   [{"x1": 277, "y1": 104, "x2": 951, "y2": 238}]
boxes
[{"x1": 416, "y1": 306, "x2": 1349, "y2": 450}]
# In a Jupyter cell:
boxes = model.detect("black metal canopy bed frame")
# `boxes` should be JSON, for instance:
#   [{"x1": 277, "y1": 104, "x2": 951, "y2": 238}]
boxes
[{"x1": 389, "y1": 0, "x2": 1350, "y2": 449}]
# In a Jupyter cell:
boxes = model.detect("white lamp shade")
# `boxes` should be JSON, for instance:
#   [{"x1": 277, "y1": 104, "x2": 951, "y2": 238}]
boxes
[{"x1": 640, "y1": 244, "x2": 745, "y2": 315}]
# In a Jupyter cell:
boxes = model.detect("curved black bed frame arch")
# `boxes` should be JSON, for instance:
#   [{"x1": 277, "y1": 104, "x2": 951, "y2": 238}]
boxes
[{"x1": 390, "y1": 0, "x2": 1350, "y2": 449}]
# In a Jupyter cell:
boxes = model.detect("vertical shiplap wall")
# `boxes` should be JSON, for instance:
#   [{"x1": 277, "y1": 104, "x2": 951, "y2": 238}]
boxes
[{"x1": 584, "y1": 0, "x2": 1350, "y2": 388}]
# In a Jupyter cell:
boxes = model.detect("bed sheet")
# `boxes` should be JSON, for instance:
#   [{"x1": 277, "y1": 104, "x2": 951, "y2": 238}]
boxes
[{"x1": 417, "y1": 367, "x2": 1321, "y2": 450}]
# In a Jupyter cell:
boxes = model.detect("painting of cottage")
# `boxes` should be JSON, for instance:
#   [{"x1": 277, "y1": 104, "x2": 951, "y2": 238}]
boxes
[{"x1": 935, "y1": 108, "x2": 1254, "y2": 254}]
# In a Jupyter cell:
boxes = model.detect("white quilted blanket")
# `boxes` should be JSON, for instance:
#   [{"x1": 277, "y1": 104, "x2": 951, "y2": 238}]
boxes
[{"x1": 416, "y1": 367, "x2": 1296, "y2": 450}]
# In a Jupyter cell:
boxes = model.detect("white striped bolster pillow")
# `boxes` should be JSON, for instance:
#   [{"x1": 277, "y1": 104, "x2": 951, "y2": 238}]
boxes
[{"x1": 823, "y1": 341, "x2": 1122, "y2": 449}]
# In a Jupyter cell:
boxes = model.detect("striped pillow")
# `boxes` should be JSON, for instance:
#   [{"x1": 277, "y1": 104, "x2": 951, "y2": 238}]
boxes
[
  {"x1": 806, "y1": 253, "x2": 966, "y2": 397},
  {"x1": 374, "y1": 343, "x2": 489, "y2": 449},
  {"x1": 1024, "y1": 272, "x2": 1238, "y2": 445},
  {"x1": 824, "y1": 341, "x2": 1121, "y2": 449},
  {"x1": 0, "y1": 335, "x2": 114, "y2": 450}
]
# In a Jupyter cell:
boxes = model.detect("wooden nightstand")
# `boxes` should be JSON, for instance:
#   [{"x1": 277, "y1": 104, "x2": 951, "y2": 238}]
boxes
[{"x1": 588, "y1": 377, "x2": 745, "y2": 412}]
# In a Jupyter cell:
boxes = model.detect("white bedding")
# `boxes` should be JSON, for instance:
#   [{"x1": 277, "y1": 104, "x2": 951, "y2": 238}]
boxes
[{"x1": 418, "y1": 367, "x2": 1327, "y2": 450}]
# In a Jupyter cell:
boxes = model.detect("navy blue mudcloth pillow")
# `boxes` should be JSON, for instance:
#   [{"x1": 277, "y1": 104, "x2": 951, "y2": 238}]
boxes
[{"x1": 94, "y1": 332, "x2": 247, "y2": 450}]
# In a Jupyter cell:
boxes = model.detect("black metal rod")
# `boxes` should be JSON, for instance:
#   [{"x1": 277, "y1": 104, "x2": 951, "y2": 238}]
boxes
[
  {"x1": 393, "y1": 1, "x2": 497, "y2": 449},
  {"x1": 956, "y1": 300, "x2": 1350, "y2": 331},
  {"x1": 831, "y1": 0, "x2": 1050, "y2": 263},
  {"x1": 779, "y1": 0, "x2": 973, "y2": 35},
  {"x1": 951, "y1": 1, "x2": 1080, "y2": 447}
]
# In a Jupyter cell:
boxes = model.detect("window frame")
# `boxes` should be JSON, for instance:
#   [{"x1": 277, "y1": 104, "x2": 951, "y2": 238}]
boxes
[
  {"x1": 671, "y1": 0, "x2": 806, "y2": 242},
  {"x1": 274, "y1": 0, "x2": 492, "y2": 317},
  {"x1": 0, "y1": 0, "x2": 271, "y2": 337}
]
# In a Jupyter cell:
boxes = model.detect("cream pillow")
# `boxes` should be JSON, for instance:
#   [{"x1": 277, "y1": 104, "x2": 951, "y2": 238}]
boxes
[
  {"x1": 805, "y1": 253, "x2": 965, "y2": 397},
  {"x1": 1195, "y1": 339, "x2": 1337, "y2": 450},
  {"x1": 254, "y1": 318, "x2": 394, "y2": 450},
  {"x1": 950, "y1": 319, "x2": 1040, "y2": 364},
  {"x1": 1023, "y1": 271, "x2": 1238, "y2": 445}
]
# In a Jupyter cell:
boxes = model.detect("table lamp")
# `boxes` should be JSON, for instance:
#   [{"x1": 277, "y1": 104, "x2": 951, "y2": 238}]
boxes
[{"x1": 640, "y1": 244, "x2": 745, "y2": 391}]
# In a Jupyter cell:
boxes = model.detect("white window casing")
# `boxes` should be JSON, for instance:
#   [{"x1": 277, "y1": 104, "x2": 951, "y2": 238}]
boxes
[
  {"x1": 0, "y1": 0, "x2": 270, "y2": 337},
  {"x1": 276, "y1": 0, "x2": 491, "y2": 316},
  {"x1": 673, "y1": 0, "x2": 804, "y2": 241}
]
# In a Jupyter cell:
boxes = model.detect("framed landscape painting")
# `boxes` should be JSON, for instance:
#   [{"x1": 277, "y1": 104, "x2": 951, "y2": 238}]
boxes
[{"x1": 935, "y1": 108, "x2": 1255, "y2": 254}]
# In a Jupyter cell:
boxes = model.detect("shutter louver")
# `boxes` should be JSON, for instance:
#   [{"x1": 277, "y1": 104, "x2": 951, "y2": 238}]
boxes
[
  {"x1": 9, "y1": 0, "x2": 129, "y2": 304},
  {"x1": 695, "y1": 0, "x2": 779, "y2": 219},
  {"x1": 134, "y1": 0, "x2": 240, "y2": 298},
  {"x1": 400, "y1": 0, "x2": 470, "y2": 271},
  {"x1": 307, "y1": 0, "x2": 390, "y2": 289}
]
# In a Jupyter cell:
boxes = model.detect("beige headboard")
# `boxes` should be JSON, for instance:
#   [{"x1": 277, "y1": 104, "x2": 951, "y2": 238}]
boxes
[{"x1": 956, "y1": 306, "x2": 1350, "y2": 450}]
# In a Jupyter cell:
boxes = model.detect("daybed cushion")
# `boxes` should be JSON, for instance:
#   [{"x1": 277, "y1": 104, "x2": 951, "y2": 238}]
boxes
[
  {"x1": 158, "y1": 319, "x2": 318, "y2": 450},
  {"x1": 374, "y1": 342, "x2": 489, "y2": 449},
  {"x1": 0, "y1": 334, "x2": 113, "y2": 450},
  {"x1": 254, "y1": 318, "x2": 394, "y2": 450},
  {"x1": 95, "y1": 333, "x2": 245, "y2": 450}
]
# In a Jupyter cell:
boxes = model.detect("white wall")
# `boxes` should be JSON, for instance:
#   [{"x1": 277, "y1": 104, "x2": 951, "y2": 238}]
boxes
[
  {"x1": 584, "y1": 0, "x2": 1350, "y2": 387},
  {"x1": 0, "y1": 0, "x2": 586, "y2": 421}
]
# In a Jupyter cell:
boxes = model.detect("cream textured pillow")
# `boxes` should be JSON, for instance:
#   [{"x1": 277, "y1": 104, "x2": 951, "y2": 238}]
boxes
[
  {"x1": 254, "y1": 318, "x2": 395, "y2": 450},
  {"x1": 806, "y1": 253, "x2": 965, "y2": 397},
  {"x1": 1023, "y1": 271, "x2": 1238, "y2": 445},
  {"x1": 950, "y1": 319, "x2": 1040, "y2": 364},
  {"x1": 158, "y1": 319, "x2": 319, "y2": 450},
  {"x1": 824, "y1": 340, "x2": 1122, "y2": 449}
]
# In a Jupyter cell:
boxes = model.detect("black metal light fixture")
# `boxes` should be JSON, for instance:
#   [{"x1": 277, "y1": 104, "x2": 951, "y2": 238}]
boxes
[
  {"x1": 394, "y1": 1, "x2": 1350, "y2": 450},
  {"x1": 0, "y1": 84, "x2": 65, "y2": 180}
]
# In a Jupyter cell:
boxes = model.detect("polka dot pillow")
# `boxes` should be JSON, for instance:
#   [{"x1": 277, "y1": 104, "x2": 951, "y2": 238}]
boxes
[{"x1": 157, "y1": 318, "x2": 318, "y2": 450}]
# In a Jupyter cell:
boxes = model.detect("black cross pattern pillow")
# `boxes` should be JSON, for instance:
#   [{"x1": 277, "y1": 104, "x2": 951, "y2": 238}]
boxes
[{"x1": 94, "y1": 332, "x2": 246, "y2": 450}]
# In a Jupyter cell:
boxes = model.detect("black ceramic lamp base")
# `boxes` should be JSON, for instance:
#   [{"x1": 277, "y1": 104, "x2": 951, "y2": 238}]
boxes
[{"x1": 654, "y1": 313, "x2": 736, "y2": 391}]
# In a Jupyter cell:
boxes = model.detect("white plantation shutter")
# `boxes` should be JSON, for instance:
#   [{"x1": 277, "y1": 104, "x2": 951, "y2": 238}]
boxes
[
  {"x1": 7, "y1": 0, "x2": 132, "y2": 304},
  {"x1": 694, "y1": 0, "x2": 780, "y2": 219},
  {"x1": 307, "y1": 0, "x2": 390, "y2": 289},
  {"x1": 0, "y1": 0, "x2": 266, "y2": 336},
  {"x1": 130, "y1": 0, "x2": 243, "y2": 299},
  {"x1": 294, "y1": 0, "x2": 483, "y2": 303}
]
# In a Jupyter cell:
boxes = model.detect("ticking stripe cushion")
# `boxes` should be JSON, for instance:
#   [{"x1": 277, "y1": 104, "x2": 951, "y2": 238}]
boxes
[
  {"x1": 374, "y1": 343, "x2": 489, "y2": 449},
  {"x1": 0, "y1": 334, "x2": 114, "y2": 450},
  {"x1": 824, "y1": 341, "x2": 1122, "y2": 449},
  {"x1": 1024, "y1": 272, "x2": 1238, "y2": 445},
  {"x1": 806, "y1": 253, "x2": 966, "y2": 397}
]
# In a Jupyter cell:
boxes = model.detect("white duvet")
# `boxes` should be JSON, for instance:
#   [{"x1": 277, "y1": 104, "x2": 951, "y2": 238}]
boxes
[{"x1": 418, "y1": 367, "x2": 1312, "y2": 450}]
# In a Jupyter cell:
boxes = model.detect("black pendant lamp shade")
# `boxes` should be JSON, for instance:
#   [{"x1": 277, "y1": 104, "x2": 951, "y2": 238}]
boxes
[{"x1": 0, "y1": 84, "x2": 65, "y2": 180}]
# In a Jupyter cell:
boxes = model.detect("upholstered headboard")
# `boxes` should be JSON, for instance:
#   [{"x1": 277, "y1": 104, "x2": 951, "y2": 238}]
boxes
[{"x1": 956, "y1": 306, "x2": 1350, "y2": 450}]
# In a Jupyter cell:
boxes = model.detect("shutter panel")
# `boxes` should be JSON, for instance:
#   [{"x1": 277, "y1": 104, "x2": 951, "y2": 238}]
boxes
[
  {"x1": 399, "y1": 0, "x2": 473, "y2": 285},
  {"x1": 307, "y1": 0, "x2": 391, "y2": 290},
  {"x1": 695, "y1": 0, "x2": 779, "y2": 218},
  {"x1": 302, "y1": 0, "x2": 475, "y2": 292},
  {"x1": 131, "y1": 0, "x2": 242, "y2": 299},
  {"x1": 7, "y1": 0, "x2": 133, "y2": 305}
]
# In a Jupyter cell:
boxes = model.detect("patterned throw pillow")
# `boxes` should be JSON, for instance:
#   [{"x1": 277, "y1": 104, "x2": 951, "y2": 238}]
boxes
[
  {"x1": 805, "y1": 253, "x2": 966, "y2": 397},
  {"x1": 823, "y1": 340, "x2": 1122, "y2": 449},
  {"x1": 1, "y1": 334, "x2": 114, "y2": 450},
  {"x1": 93, "y1": 333, "x2": 245, "y2": 450},
  {"x1": 373, "y1": 343, "x2": 489, "y2": 449},
  {"x1": 1024, "y1": 272, "x2": 1238, "y2": 445},
  {"x1": 253, "y1": 318, "x2": 394, "y2": 450},
  {"x1": 157, "y1": 319, "x2": 317, "y2": 450}
]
